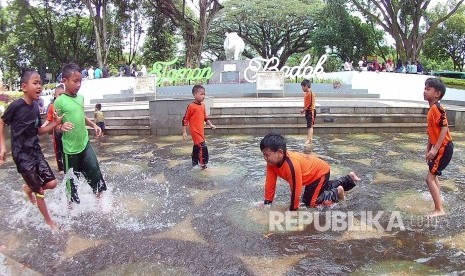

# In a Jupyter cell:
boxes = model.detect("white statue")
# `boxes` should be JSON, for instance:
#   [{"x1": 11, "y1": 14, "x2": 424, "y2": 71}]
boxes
[{"x1": 224, "y1": 32, "x2": 245, "y2": 61}]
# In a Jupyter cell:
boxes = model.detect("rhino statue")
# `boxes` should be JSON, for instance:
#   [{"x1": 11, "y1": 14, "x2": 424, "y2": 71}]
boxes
[{"x1": 224, "y1": 32, "x2": 245, "y2": 61}]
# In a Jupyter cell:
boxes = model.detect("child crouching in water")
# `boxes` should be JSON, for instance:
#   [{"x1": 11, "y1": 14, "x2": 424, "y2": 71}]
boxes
[
  {"x1": 260, "y1": 133, "x2": 360, "y2": 210},
  {"x1": 0, "y1": 68, "x2": 62, "y2": 229}
]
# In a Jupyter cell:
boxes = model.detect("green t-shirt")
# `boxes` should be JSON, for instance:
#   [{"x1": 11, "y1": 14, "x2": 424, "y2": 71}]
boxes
[{"x1": 54, "y1": 93, "x2": 89, "y2": 154}]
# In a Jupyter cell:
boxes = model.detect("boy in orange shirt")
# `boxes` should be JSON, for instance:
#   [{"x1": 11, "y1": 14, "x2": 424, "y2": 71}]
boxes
[
  {"x1": 299, "y1": 79, "x2": 315, "y2": 144},
  {"x1": 182, "y1": 85, "x2": 216, "y2": 169},
  {"x1": 42, "y1": 84, "x2": 64, "y2": 173},
  {"x1": 260, "y1": 133, "x2": 360, "y2": 211},
  {"x1": 423, "y1": 78, "x2": 453, "y2": 217}
]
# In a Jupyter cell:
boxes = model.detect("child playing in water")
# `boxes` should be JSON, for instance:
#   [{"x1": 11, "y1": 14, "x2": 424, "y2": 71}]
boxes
[
  {"x1": 182, "y1": 84, "x2": 216, "y2": 169},
  {"x1": 54, "y1": 62, "x2": 107, "y2": 204},
  {"x1": 42, "y1": 83, "x2": 65, "y2": 173},
  {"x1": 0, "y1": 68, "x2": 62, "y2": 229},
  {"x1": 260, "y1": 133, "x2": 360, "y2": 211},
  {"x1": 299, "y1": 79, "x2": 315, "y2": 145},
  {"x1": 423, "y1": 78, "x2": 453, "y2": 217}
]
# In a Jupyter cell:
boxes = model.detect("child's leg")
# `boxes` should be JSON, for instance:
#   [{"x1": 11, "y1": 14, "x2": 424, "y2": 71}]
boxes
[
  {"x1": 80, "y1": 142, "x2": 107, "y2": 196},
  {"x1": 306, "y1": 127, "x2": 313, "y2": 144},
  {"x1": 34, "y1": 192, "x2": 57, "y2": 229},
  {"x1": 63, "y1": 152, "x2": 81, "y2": 203},
  {"x1": 53, "y1": 131, "x2": 64, "y2": 172},
  {"x1": 192, "y1": 144, "x2": 200, "y2": 167},
  {"x1": 426, "y1": 172, "x2": 445, "y2": 216},
  {"x1": 303, "y1": 173, "x2": 329, "y2": 207},
  {"x1": 199, "y1": 142, "x2": 209, "y2": 169},
  {"x1": 22, "y1": 184, "x2": 36, "y2": 204}
]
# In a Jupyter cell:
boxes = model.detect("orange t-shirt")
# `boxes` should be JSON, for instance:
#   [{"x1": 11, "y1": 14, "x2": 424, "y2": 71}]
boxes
[
  {"x1": 264, "y1": 151, "x2": 330, "y2": 210},
  {"x1": 427, "y1": 102, "x2": 452, "y2": 147},
  {"x1": 304, "y1": 91, "x2": 315, "y2": 111},
  {"x1": 182, "y1": 101, "x2": 208, "y2": 145}
]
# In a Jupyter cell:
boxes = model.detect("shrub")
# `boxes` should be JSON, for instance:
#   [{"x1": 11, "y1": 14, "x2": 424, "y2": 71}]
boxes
[{"x1": 440, "y1": 77, "x2": 465, "y2": 90}]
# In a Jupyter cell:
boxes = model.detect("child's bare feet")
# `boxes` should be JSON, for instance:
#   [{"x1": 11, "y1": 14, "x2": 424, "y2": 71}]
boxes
[
  {"x1": 47, "y1": 220, "x2": 59, "y2": 230},
  {"x1": 337, "y1": 186, "x2": 345, "y2": 200},
  {"x1": 305, "y1": 140, "x2": 312, "y2": 145},
  {"x1": 428, "y1": 210, "x2": 446, "y2": 218},
  {"x1": 349, "y1": 172, "x2": 361, "y2": 181},
  {"x1": 22, "y1": 184, "x2": 36, "y2": 204}
]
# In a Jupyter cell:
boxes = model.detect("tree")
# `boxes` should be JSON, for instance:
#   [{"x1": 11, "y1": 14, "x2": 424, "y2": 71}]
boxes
[
  {"x1": 147, "y1": 0, "x2": 223, "y2": 68},
  {"x1": 310, "y1": 0, "x2": 384, "y2": 63},
  {"x1": 7, "y1": 0, "x2": 96, "y2": 76},
  {"x1": 423, "y1": 6, "x2": 465, "y2": 71},
  {"x1": 205, "y1": 0, "x2": 324, "y2": 67},
  {"x1": 81, "y1": 0, "x2": 134, "y2": 67},
  {"x1": 140, "y1": 7, "x2": 178, "y2": 66},
  {"x1": 350, "y1": 0, "x2": 465, "y2": 62}
]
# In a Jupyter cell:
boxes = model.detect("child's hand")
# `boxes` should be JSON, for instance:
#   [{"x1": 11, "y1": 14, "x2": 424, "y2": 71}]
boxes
[
  {"x1": 210, "y1": 124, "x2": 216, "y2": 129},
  {"x1": 53, "y1": 112, "x2": 64, "y2": 125},
  {"x1": 60, "y1": 122, "x2": 74, "y2": 132},
  {"x1": 300, "y1": 109, "x2": 305, "y2": 114},
  {"x1": 94, "y1": 125, "x2": 102, "y2": 137},
  {"x1": 426, "y1": 147, "x2": 438, "y2": 162},
  {"x1": 182, "y1": 131, "x2": 187, "y2": 140}
]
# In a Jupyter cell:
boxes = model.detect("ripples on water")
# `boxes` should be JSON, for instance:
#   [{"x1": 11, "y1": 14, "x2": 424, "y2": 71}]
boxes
[{"x1": 0, "y1": 133, "x2": 464, "y2": 274}]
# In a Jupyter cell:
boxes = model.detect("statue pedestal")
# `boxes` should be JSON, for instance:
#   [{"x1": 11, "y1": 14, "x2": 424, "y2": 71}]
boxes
[{"x1": 210, "y1": 60, "x2": 250, "y2": 84}]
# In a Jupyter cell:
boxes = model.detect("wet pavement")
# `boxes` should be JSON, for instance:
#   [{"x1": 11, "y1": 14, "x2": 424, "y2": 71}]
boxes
[{"x1": 0, "y1": 132, "x2": 464, "y2": 275}]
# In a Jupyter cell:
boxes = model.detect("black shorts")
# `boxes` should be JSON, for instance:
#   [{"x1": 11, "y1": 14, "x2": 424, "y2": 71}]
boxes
[
  {"x1": 97, "y1": 122, "x2": 106, "y2": 131},
  {"x1": 20, "y1": 158, "x2": 56, "y2": 193},
  {"x1": 428, "y1": 141, "x2": 453, "y2": 176},
  {"x1": 305, "y1": 110, "x2": 315, "y2": 128}
]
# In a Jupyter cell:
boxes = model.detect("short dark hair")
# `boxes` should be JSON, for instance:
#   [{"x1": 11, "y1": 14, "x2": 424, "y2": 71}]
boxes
[
  {"x1": 425, "y1": 77, "x2": 446, "y2": 100},
  {"x1": 260, "y1": 133, "x2": 287, "y2": 154},
  {"x1": 20, "y1": 68, "x2": 38, "y2": 85},
  {"x1": 62, "y1": 62, "x2": 81, "y2": 79},
  {"x1": 192, "y1": 84, "x2": 205, "y2": 95},
  {"x1": 95, "y1": 103, "x2": 102, "y2": 110},
  {"x1": 301, "y1": 79, "x2": 311, "y2": 88}
]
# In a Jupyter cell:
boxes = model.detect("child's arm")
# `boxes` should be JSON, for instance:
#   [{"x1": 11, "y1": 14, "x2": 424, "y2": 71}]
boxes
[
  {"x1": 0, "y1": 120, "x2": 6, "y2": 165},
  {"x1": 182, "y1": 125, "x2": 188, "y2": 140},
  {"x1": 426, "y1": 126, "x2": 448, "y2": 162},
  {"x1": 38, "y1": 113, "x2": 63, "y2": 135},
  {"x1": 205, "y1": 119, "x2": 216, "y2": 129},
  {"x1": 41, "y1": 120, "x2": 51, "y2": 128},
  {"x1": 85, "y1": 116, "x2": 102, "y2": 137}
]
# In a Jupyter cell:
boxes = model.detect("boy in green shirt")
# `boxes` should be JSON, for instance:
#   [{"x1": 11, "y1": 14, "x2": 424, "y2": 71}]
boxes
[{"x1": 54, "y1": 63, "x2": 107, "y2": 204}]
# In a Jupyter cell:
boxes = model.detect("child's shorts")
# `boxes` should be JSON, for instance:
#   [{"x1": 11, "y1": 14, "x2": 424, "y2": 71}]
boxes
[
  {"x1": 428, "y1": 141, "x2": 453, "y2": 176},
  {"x1": 20, "y1": 158, "x2": 56, "y2": 193},
  {"x1": 97, "y1": 122, "x2": 106, "y2": 131},
  {"x1": 305, "y1": 110, "x2": 315, "y2": 128}
]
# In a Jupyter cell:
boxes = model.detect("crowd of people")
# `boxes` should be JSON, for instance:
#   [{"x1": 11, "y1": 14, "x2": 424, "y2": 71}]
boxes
[{"x1": 343, "y1": 57, "x2": 424, "y2": 74}]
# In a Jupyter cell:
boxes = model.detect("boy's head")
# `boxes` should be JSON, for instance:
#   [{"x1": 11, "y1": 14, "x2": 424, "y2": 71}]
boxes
[
  {"x1": 424, "y1": 77, "x2": 446, "y2": 101},
  {"x1": 192, "y1": 84, "x2": 206, "y2": 103},
  {"x1": 301, "y1": 79, "x2": 311, "y2": 92},
  {"x1": 260, "y1": 133, "x2": 287, "y2": 166},
  {"x1": 54, "y1": 83, "x2": 64, "y2": 98},
  {"x1": 95, "y1": 103, "x2": 102, "y2": 111},
  {"x1": 20, "y1": 68, "x2": 42, "y2": 101},
  {"x1": 62, "y1": 63, "x2": 82, "y2": 96}
]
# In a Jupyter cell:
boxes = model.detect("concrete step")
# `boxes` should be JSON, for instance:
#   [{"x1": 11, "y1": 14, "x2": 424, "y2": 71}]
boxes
[
  {"x1": 209, "y1": 106, "x2": 428, "y2": 116},
  {"x1": 85, "y1": 109, "x2": 150, "y2": 118},
  {"x1": 87, "y1": 125, "x2": 151, "y2": 135},
  {"x1": 102, "y1": 116, "x2": 150, "y2": 126},
  {"x1": 208, "y1": 114, "x2": 426, "y2": 125},
  {"x1": 205, "y1": 123, "x2": 429, "y2": 135}
]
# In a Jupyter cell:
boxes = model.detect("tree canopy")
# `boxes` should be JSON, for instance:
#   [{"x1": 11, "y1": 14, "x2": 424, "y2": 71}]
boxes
[{"x1": 350, "y1": 0, "x2": 465, "y2": 62}]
